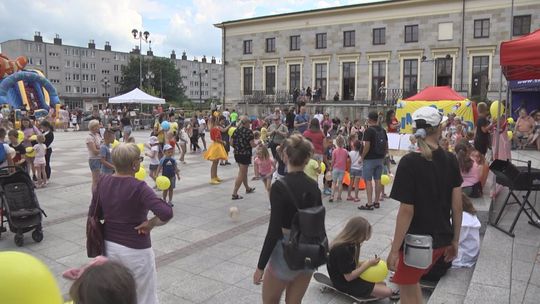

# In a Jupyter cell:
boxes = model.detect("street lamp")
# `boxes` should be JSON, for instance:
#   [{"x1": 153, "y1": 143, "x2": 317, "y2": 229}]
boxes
[
  {"x1": 146, "y1": 69, "x2": 163, "y2": 98},
  {"x1": 193, "y1": 68, "x2": 208, "y2": 110},
  {"x1": 131, "y1": 29, "x2": 150, "y2": 88},
  {"x1": 101, "y1": 77, "x2": 110, "y2": 97}
]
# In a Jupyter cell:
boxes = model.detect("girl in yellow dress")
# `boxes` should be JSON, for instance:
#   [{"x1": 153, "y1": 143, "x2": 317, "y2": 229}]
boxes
[{"x1": 204, "y1": 116, "x2": 228, "y2": 184}]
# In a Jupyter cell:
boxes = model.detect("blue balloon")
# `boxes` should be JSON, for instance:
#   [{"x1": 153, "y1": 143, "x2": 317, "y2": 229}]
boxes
[{"x1": 161, "y1": 121, "x2": 170, "y2": 130}]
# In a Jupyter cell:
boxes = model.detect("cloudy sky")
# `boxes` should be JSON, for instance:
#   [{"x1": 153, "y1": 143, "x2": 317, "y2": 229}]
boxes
[{"x1": 0, "y1": 0, "x2": 380, "y2": 61}]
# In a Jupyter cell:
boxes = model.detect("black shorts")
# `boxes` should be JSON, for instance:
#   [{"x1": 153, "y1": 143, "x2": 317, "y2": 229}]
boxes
[
  {"x1": 234, "y1": 154, "x2": 252, "y2": 165},
  {"x1": 336, "y1": 278, "x2": 375, "y2": 299}
]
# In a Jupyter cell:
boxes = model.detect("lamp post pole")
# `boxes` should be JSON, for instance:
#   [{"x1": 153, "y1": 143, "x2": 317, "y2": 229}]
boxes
[{"x1": 131, "y1": 29, "x2": 150, "y2": 89}]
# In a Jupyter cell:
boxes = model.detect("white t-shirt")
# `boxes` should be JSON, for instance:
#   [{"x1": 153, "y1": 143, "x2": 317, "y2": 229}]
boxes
[
  {"x1": 348, "y1": 150, "x2": 362, "y2": 171},
  {"x1": 149, "y1": 145, "x2": 160, "y2": 165},
  {"x1": 452, "y1": 212, "x2": 481, "y2": 268},
  {"x1": 198, "y1": 119, "x2": 206, "y2": 133},
  {"x1": 223, "y1": 111, "x2": 230, "y2": 120},
  {"x1": 314, "y1": 113, "x2": 324, "y2": 124},
  {"x1": 0, "y1": 144, "x2": 15, "y2": 168}
]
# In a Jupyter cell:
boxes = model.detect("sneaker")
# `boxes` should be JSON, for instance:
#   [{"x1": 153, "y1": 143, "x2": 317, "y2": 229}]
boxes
[
  {"x1": 216, "y1": 177, "x2": 223, "y2": 182},
  {"x1": 390, "y1": 290, "x2": 400, "y2": 301},
  {"x1": 323, "y1": 189, "x2": 332, "y2": 195},
  {"x1": 210, "y1": 179, "x2": 221, "y2": 185}
]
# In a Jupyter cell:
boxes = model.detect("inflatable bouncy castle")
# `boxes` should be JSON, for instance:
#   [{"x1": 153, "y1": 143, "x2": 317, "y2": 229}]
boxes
[{"x1": 0, "y1": 54, "x2": 60, "y2": 111}]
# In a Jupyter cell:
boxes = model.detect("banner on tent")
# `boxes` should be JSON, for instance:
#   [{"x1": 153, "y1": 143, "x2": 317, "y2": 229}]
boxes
[{"x1": 396, "y1": 99, "x2": 475, "y2": 134}]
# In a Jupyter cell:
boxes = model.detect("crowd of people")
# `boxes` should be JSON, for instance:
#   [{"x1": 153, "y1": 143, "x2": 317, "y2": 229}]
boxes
[{"x1": 3, "y1": 96, "x2": 536, "y2": 304}]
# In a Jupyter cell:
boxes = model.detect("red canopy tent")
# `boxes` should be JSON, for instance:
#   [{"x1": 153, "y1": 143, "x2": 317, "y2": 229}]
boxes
[
  {"x1": 404, "y1": 86, "x2": 466, "y2": 101},
  {"x1": 501, "y1": 29, "x2": 540, "y2": 81}
]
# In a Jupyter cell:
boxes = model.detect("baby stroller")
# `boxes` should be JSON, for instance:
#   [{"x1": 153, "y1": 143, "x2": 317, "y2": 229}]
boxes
[{"x1": 0, "y1": 166, "x2": 46, "y2": 247}]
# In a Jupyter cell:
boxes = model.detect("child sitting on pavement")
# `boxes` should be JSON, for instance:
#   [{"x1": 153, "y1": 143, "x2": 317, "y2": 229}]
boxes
[{"x1": 327, "y1": 216, "x2": 399, "y2": 300}]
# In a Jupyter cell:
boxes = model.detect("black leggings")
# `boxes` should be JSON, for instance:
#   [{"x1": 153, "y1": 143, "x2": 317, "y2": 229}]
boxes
[
  {"x1": 45, "y1": 148, "x2": 52, "y2": 179},
  {"x1": 190, "y1": 135, "x2": 200, "y2": 151}
]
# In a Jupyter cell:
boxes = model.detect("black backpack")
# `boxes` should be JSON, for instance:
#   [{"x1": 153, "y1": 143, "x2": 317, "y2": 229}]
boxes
[
  {"x1": 371, "y1": 126, "x2": 388, "y2": 155},
  {"x1": 280, "y1": 179, "x2": 329, "y2": 270}
]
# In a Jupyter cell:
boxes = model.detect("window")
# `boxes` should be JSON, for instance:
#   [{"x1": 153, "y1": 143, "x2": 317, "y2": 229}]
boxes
[
  {"x1": 343, "y1": 31, "x2": 355, "y2": 47},
  {"x1": 114, "y1": 76, "x2": 119, "y2": 83},
  {"x1": 315, "y1": 63, "x2": 327, "y2": 99},
  {"x1": 91, "y1": 75, "x2": 96, "y2": 82},
  {"x1": 342, "y1": 62, "x2": 355, "y2": 100},
  {"x1": 91, "y1": 51, "x2": 95, "y2": 58},
  {"x1": 371, "y1": 61, "x2": 386, "y2": 101},
  {"x1": 474, "y1": 19, "x2": 490, "y2": 38},
  {"x1": 243, "y1": 40, "x2": 252, "y2": 54},
  {"x1": 316, "y1": 33, "x2": 327, "y2": 49},
  {"x1": 82, "y1": 87, "x2": 89, "y2": 94},
  {"x1": 436, "y1": 58, "x2": 453, "y2": 86},
  {"x1": 91, "y1": 87, "x2": 97, "y2": 94},
  {"x1": 114, "y1": 65, "x2": 119, "y2": 71},
  {"x1": 90, "y1": 63, "x2": 96, "y2": 70},
  {"x1": 373, "y1": 28, "x2": 385, "y2": 45},
  {"x1": 290, "y1": 35, "x2": 300, "y2": 51},
  {"x1": 65, "y1": 73, "x2": 71, "y2": 81},
  {"x1": 73, "y1": 74, "x2": 80, "y2": 81},
  {"x1": 243, "y1": 67, "x2": 253, "y2": 95},
  {"x1": 471, "y1": 56, "x2": 489, "y2": 98},
  {"x1": 402, "y1": 59, "x2": 418, "y2": 99},
  {"x1": 289, "y1": 64, "x2": 301, "y2": 92},
  {"x1": 65, "y1": 85, "x2": 71, "y2": 93},
  {"x1": 75, "y1": 86, "x2": 80, "y2": 93},
  {"x1": 404, "y1": 25, "x2": 419, "y2": 43},
  {"x1": 266, "y1": 38, "x2": 275, "y2": 53},
  {"x1": 265, "y1": 66, "x2": 276, "y2": 95},
  {"x1": 513, "y1": 15, "x2": 531, "y2": 36},
  {"x1": 82, "y1": 74, "x2": 88, "y2": 81}
]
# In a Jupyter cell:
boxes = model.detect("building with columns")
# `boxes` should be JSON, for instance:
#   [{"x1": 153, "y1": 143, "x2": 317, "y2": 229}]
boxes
[
  {"x1": 215, "y1": 0, "x2": 539, "y2": 106},
  {"x1": 1, "y1": 33, "x2": 223, "y2": 110}
]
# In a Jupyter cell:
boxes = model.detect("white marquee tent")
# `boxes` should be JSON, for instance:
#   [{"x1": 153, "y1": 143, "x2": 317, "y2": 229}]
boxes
[{"x1": 108, "y1": 88, "x2": 165, "y2": 104}]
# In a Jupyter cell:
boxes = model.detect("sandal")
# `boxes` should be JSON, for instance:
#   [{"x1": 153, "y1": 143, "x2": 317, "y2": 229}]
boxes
[
  {"x1": 246, "y1": 187, "x2": 256, "y2": 194},
  {"x1": 374, "y1": 202, "x2": 380, "y2": 209},
  {"x1": 346, "y1": 196, "x2": 354, "y2": 201},
  {"x1": 354, "y1": 198, "x2": 361, "y2": 202},
  {"x1": 231, "y1": 194, "x2": 244, "y2": 200},
  {"x1": 358, "y1": 204, "x2": 374, "y2": 211}
]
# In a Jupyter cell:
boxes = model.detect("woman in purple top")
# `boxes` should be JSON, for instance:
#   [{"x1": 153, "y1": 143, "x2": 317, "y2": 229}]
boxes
[{"x1": 88, "y1": 143, "x2": 173, "y2": 304}]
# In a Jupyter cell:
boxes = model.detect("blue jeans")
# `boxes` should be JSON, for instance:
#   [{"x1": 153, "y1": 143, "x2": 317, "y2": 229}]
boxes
[{"x1": 362, "y1": 158, "x2": 384, "y2": 181}]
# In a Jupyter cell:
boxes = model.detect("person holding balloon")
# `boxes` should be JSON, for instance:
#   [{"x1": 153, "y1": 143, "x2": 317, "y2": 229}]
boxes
[
  {"x1": 88, "y1": 143, "x2": 173, "y2": 304},
  {"x1": 156, "y1": 144, "x2": 180, "y2": 206},
  {"x1": 327, "y1": 216, "x2": 399, "y2": 300}
]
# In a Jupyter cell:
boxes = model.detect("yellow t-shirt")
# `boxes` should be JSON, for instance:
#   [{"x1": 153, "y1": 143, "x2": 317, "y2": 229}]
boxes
[
  {"x1": 304, "y1": 159, "x2": 320, "y2": 182},
  {"x1": 260, "y1": 127, "x2": 268, "y2": 143}
]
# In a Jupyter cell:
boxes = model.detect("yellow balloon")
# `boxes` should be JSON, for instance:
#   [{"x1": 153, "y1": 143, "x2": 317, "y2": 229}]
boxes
[
  {"x1": 135, "y1": 166, "x2": 147, "y2": 181},
  {"x1": 507, "y1": 117, "x2": 515, "y2": 125},
  {"x1": 137, "y1": 143, "x2": 145, "y2": 153},
  {"x1": 381, "y1": 174, "x2": 391, "y2": 186},
  {"x1": 490, "y1": 100, "x2": 505, "y2": 118},
  {"x1": 30, "y1": 135, "x2": 38, "y2": 141},
  {"x1": 320, "y1": 162, "x2": 326, "y2": 173},
  {"x1": 156, "y1": 175, "x2": 171, "y2": 190},
  {"x1": 0, "y1": 251, "x2": 63, "y2": 304},
  {"x1": 111, "y1": 140, "x2": 120, "y2": 149},
  {"x1": 25, "y1": 147, "x2": 36, "y2": 158},
  {"x1": 359, "y1": 260, "x2": 389, "y2": 283},
  {"x1": 228, "y1": 127, "x2": 237, "y2": 138},
  {"x1": 507, "y1": 131, "x2": 513, "y2": 140},
  {"x1": 17, "y1": 130, "x2": 24, "y2": 143}
]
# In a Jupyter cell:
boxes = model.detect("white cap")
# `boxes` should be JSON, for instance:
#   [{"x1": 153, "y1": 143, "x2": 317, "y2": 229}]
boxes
[
  {"x1": 148, "y1": 136, "x2": 158, "y2": 145},
  {"x1": 163, "y1": 144, "x2": 173, "y2": 151},
  {"x1": 412, "y1": 106, "x2": 448, "y2": 128}
]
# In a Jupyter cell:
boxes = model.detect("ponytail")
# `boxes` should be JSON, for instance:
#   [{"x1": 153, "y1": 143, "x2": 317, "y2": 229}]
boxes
[{"x1": 414, "y1": 126, "x2": 438, "y2": 160}]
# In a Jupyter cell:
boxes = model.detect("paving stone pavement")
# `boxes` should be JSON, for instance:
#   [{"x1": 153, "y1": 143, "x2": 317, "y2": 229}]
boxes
[{"x1": 0, "y1": 130, "x2": 423, "y2": 303}]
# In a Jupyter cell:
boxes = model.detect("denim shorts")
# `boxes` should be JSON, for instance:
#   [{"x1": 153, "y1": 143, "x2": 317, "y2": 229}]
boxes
[
  {"x1": 350, "y1": 168, "x2": 363, "y2": 178},
  {"x1": 362, "y1": 158, "x2": 384, "y2": 181},
  {"x1": 123, "y1": 126, "x2": 132, "y2": 133},
  {"x1": 267, "y1": 235, "x2": 314, "y2": 282},
  {"x1": 89, "y1": 159, "x2": 101, "y2": 172},
  {"x1": 332, "y1": 169, "x2": 345, "y2": 183}
]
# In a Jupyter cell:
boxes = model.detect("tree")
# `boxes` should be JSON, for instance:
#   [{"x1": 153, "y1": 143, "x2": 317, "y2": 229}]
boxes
[{"x1": 120, "y1": 56, "x2": 187, "y2": 103}]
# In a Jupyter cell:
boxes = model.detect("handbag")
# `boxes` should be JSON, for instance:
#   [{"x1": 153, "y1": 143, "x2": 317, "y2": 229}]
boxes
[
  {"x1": 86, "y1": 181, "x2": 105, "y2": 258},
  {"x1": 403, "y1": 234, "x2": 433, "y2": 269}
]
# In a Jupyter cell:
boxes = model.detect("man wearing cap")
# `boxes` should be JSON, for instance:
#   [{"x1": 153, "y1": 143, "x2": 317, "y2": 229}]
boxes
[
  {"x1": 387, "y1": 106, "x2": 462, "y2": 304},
  {"x1": 359, "y1": 111, "x2": 388, "y2": 210},
  {"x1": 231, "y1": 116, "x2": 257, "y2": 200}
]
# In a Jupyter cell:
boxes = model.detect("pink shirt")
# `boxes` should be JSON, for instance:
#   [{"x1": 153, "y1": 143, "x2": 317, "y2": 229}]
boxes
[
  {"x1": 255, "y1": 157, "x2": 274, "y2": 176},
  {"x1": 332, "y1": 147, "x2": 348, "y2": 171},
  {"x1": 461, "y1": 161, "x2": 481, "y2": 187}
]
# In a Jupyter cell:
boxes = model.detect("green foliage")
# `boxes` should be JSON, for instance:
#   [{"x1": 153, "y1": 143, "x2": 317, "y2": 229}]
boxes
[{"x1": 120, "y1": 56, "x2": 188, "y2": 103}]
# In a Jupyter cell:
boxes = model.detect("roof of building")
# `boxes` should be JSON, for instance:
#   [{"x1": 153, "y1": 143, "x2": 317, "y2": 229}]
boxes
[{"x1": 214, "y1": 0, "x2": 407, "y2": 28}]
